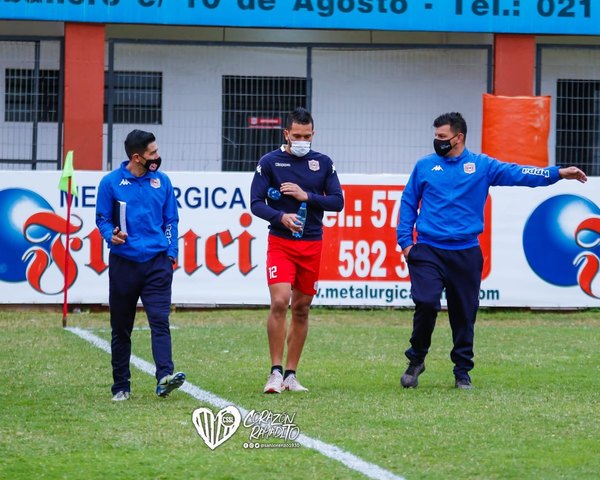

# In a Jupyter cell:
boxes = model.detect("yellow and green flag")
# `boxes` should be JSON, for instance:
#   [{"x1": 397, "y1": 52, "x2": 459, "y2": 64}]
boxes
[{"x1": 58, "y1": 150, "x2": 78, "y2": 197}]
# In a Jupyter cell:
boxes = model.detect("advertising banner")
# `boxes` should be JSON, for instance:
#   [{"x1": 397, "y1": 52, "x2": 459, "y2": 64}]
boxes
[
  {"x1": 0, "y1": 171, "x2": 598, "y2": 308},
  {"x1": 0, "y1": 0, "x2": 598, "y2": 35}
]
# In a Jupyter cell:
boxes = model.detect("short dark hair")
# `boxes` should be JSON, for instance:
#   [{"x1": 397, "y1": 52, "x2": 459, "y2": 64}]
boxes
[
  {"x1": 124, "y1": 129, "x2": 156, "y2": 159},
  {"x1": 433, "y1": 112, "x2": 467, "y2": 141},
  {"x1": 285, "y1": 107, "x2": 314, "y2": 130}
]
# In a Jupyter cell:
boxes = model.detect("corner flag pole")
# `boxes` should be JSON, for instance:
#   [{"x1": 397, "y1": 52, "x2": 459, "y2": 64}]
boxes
[
  {"x1": 58, "y1": 151, "x2": 77, "y2": 328},
  {"x1": 63, "y1": 176, "x2": 73, "y2": 327}
]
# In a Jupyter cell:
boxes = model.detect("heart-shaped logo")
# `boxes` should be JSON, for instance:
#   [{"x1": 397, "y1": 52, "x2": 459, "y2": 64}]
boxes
[{"x1": 192, "y1": 406, "x2": 242, "y2": 450}]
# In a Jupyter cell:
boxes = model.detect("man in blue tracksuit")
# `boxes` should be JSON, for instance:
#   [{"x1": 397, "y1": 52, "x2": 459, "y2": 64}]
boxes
[
  {"x1": 396, "y1": 112, "x2": 587, "y2": 389},
  {"x1": 96, "y1": 129, "x2": 185, "y2": 401}
]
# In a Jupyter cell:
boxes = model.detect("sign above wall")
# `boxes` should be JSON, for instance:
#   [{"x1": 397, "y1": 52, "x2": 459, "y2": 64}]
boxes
[{"x1": 0, "y1": 0, "x2": 597, "y2": 35}]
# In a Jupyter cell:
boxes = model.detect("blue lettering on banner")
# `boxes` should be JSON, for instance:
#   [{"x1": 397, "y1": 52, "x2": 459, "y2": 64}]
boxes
[
  {"x1": 174, "y1": 186, "x2": 247, "y2": 209},
  {"x1": 58, "y1": 185, "x2": 247, "y2": 209},
  {"x1": 0, "y1": 0, "x2": 597, "y2": 35},
  {"x1": 60, "y1": 186, "x2": 97, "y2": 208}
]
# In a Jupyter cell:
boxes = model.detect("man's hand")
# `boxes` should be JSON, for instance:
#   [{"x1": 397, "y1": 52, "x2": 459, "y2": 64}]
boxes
[
  {"x1": 402, "y1": 245, "x2": 413, "y2": 258},
  {"x1": 280, "y1": 182, "x2": 308, "y2": 201},
  {"x1": 111, "y1": 226, "x2": 127, "y2": 245},
  {"x1": 281, "y1": 212, "x2": 303, "y2": 234},
  {"x1": 559, "y1": 166, "x2": 587, "y2": 183}
]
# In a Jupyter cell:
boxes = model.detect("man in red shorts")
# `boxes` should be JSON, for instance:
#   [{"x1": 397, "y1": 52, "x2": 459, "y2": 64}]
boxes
[{"x1": 250, "y1": 107, "x2": 344, "y2": 393}]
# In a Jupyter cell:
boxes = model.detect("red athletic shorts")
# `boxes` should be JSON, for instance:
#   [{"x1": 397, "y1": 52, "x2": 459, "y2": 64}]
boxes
[{"x1": 266, "y1": 235, "x2": 323, "y2": 296}]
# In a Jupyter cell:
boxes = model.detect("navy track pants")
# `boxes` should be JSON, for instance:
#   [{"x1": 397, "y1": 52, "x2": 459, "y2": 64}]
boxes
[
  {"x1": 405, "y1": 243, "x2": 483, "y2": 380},
  {"x1": 108, "y1": 251, "x2": 174, "y2": 394}
]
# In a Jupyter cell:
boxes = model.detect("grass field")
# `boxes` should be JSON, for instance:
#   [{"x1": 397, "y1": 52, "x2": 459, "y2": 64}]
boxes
[{"x1": 1, "y1": 307, "x2": 599, "y2": 479}]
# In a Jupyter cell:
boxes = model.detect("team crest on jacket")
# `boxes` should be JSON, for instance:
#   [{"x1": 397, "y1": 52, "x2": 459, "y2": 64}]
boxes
[
  {"x1": 308, "y1": 159, "x2": 320, "y2": 171},
  {"x1": 150, "y1": 178, "x2": 161, "y2": 188},
  {"x1": 464, "y1": 162, "x2": 476, "y2": 174}
]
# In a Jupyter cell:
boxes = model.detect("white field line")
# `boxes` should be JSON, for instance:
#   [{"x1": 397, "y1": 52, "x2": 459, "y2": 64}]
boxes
[
  {"x1": 91, "y1": 326, "x2": 179, "y2": 332},
  {"x1": 66, "y1": 326, "x2": 406, "y2": 480}
]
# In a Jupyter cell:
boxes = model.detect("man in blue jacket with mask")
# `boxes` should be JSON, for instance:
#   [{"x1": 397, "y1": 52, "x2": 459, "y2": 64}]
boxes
[
  {"x1": 397, "y1": 112, "x2": 587, "y2": 390},
  {"x1": 96, "y1": 129, "x2": 185, "y2": 401}
]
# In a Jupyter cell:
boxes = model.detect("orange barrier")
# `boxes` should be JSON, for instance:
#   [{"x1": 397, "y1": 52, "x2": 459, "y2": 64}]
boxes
[{"x1": 481, "y1": 93, "x2": 550, "y2": 167}]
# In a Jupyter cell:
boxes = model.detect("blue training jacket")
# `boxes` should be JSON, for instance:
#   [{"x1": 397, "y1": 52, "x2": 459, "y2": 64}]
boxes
[
  {"x1": 96, "y1": 161, "x2": 179, "y2": 262},
  {"x1": 250, "y1": 145, "x2": 344, "y2": 240},
  {"x1": 396, "y1": 148, "x2": 562, "y2": 251}
]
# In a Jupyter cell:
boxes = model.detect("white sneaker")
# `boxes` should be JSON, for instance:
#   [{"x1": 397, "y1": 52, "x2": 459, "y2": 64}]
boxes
[
  {"x1": 263, "y1": 370, "x2": 283, "y2": 394},
  {"x1": 282, "y1": 373, "x2": 309, "y2": 392},
  {"x1": 112, "y1": 391, "x2": 130, "y2": 401}
]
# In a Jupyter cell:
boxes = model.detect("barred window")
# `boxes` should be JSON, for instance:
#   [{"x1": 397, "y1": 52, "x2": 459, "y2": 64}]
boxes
[
  {"x1": 4, "y1": 68, "x2": 59, "y2": 122},
  {"x1": 222, "y1": 75, "x2": 307, "y2": 172},
  {"x1": 3, "y1": 69, "x2": 162, "y2": 125},
  {"x1": 104, "y1": 71, "x2": 162, "y2": 124},
  {"x1": 556, "y1": 79, "x2": 600, "y2": 176}
]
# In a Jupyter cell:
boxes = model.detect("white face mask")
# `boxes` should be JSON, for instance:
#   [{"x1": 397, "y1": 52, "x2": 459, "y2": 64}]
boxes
[{"x1": 290, "y1": 141, "x2": 311, "y2": 157}]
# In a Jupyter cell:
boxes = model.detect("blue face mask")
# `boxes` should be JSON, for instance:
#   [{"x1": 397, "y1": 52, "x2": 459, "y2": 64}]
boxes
[{"x1": 433, "y1": 134, "x2": 458, "y2": 157}]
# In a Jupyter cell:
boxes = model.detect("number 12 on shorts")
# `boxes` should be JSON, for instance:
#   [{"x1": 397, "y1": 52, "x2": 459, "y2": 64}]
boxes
[{"x1": 268, "y1": 266, "x2": 278, "y2": 279}]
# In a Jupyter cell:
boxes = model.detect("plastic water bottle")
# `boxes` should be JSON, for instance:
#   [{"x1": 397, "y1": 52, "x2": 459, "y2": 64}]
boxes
[
  {"x1": 292, "y1": 202, "x2": 307, "y2": 239},
  {"x1": 267, "y1": 187, "x2": 281, "y2": 200}
]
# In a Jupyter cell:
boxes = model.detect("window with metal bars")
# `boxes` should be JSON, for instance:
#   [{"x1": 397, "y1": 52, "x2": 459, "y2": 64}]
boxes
[
  {"x1": 4, "y1": 68, "x2": 59, "y2": 122},
  {"x1": 3, "y1": 69, "x2": 163, "y2": 125},
  {"x1": 104, "y1": 71, "x2": 162, "y2": 124},
  {"x1": 222, "y1": 75, "x2": 307, "y2": 172},
  {"x1": 556, "y1": 79, "x2": 600, "y2": 176}
]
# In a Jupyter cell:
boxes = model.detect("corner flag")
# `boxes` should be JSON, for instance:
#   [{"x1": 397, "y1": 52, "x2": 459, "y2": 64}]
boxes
[
  {"x1": 59, "y1": 150, "x2": 77, "y2": 327},
  {"x1": 58, "y1": 150, "x2": 78, "y2": 197}
]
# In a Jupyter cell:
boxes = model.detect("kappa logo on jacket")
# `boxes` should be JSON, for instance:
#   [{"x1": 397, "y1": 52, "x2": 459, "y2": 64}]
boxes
[
  {"x1": 119, "y1": 179, "x2": 131, "y2": 186},
  {"x1": 432, "y1": 165, "x2": 443, "y2": 172}
]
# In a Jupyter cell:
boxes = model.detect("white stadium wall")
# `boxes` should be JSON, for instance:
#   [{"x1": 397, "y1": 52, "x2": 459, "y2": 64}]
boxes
[
  {"x1": 310, "y1": 47, "x2": 488, "y2": 174},
  {"x1": 103, "y1": 42, "x2": 489, "y2": 174},
  {"x1": 3, "y1": 36, "x2": 600, "y2": 174},
  {"x1": 105, "y1": 44, "x2": 309, "y2": 171}
]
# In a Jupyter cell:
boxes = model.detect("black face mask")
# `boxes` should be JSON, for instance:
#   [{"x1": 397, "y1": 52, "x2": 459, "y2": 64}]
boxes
[
  {"x1": 433, "y1": 134, "x2": 458, "y2": 157},
  {"x1": 140, "y1": 156, "x2": 162, "y2": 172}
]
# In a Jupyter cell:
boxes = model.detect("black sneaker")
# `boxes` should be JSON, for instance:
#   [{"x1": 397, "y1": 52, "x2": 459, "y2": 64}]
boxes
[
  {"x1": 455, "y1": 378, "x2": 474, "y2": 390},
  {"x1": 156, "y1": 372, "x2": 186, "y2": 398},
  {"x1": 400, "y1": 362, "x2": 425, "y2": 388}
]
